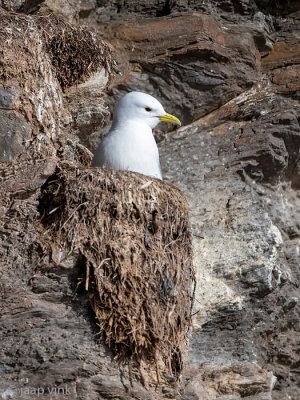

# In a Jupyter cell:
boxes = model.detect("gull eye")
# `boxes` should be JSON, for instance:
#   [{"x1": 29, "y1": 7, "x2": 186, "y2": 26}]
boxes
[{"x1": 145, "y1": 107, "x2": 152, "y2": 112}]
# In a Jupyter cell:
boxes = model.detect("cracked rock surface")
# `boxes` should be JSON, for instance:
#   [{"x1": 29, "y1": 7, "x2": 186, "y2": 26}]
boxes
[{"x1": 0, "y1": 0, "x2": 299, "y2": 399}]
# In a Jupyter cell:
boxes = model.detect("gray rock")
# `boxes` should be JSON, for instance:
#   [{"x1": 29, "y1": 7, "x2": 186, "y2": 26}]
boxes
[{"x1": 0, "y1": 0, "x2": 299, "y2": 399}]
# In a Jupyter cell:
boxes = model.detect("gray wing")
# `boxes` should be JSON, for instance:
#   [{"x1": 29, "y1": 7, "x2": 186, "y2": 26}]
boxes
[{"x1": 91, "y1": 141, "x2": 106, "y2": 167}]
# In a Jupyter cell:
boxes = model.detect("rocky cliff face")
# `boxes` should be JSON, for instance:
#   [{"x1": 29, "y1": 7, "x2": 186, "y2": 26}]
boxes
[{"x1": 0, "y1": 1, "x2": 299, "y2": 399}]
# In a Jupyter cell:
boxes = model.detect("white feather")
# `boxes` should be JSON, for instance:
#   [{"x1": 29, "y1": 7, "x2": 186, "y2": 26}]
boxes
[{"x1": 92, "y1": 91, "x2": 165, "y2": 179}]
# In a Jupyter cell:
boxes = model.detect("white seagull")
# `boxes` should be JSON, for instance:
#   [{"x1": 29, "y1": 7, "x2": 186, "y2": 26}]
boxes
[{"x1": 91, "y1": 91, "x2": 181, "y2": 180}]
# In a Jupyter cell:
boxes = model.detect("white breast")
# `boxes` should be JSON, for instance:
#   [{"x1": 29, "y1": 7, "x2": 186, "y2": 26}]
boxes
[{"x1": 92, "y1": 120, "x2": 162, "y2": 179}]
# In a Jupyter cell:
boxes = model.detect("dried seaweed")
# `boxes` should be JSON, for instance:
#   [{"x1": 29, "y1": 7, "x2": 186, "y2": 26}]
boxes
[{"x1": 38, "y1": 162, "x2": 195, "y2": 380}]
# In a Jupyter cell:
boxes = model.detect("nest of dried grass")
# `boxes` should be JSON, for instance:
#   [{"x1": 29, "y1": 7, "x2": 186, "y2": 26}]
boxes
[
  {"x1": 38, "y1": 162, "x2": 195, "y2": 380},
  {"x1": 0, "y1": 8, "x2": 113, "y2": 91},
  {"x1": 38, "y1": 13, "x2": 113, "y2": 90}
]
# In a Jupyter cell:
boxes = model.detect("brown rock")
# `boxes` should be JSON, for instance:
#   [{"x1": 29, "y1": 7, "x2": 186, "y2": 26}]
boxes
[
  {"x1": 0, "y1": 0, "x2": 79, "y2": 22},
  {"x1": 262, "y1": 41, "x2": 300, "y2": 70},
  {"x1": 270, "y1": 64, "x2": 300, "y2": 91},
  {"x1": 0, "y1": 1, "x2": 300, "y2": 399},
  {"x1": 86, "y1": 11, "x2": 261, "y2": 148},
  {"x1": 159, "y1": 83, "x2": 300, "y2": 400}
]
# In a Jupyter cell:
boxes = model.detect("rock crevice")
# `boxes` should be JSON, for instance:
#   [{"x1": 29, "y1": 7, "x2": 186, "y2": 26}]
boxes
[{"x1": 0, "y1": 1, "x2": 299, "y2": 399}]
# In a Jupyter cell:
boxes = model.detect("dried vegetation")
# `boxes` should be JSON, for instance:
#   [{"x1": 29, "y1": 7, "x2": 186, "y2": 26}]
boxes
[
  {"x1": 0, "y1": 6, "x2": 194, "y2": 382},
  {"x1": 39, "y1": 13, "x2": 113, "y2": 90},
  {"x1": 38, "y1": 163, "x2": 195, "y2": 379},
  {"x1": 0, "y1": 8, "x2": 113, "y2": 90}
]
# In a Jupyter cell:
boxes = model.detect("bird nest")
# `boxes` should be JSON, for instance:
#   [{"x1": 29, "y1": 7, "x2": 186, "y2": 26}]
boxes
[
  {"x1": 0, "y1": 8, "x2": 113, "y2": 91},
  {"x1": 38, "y1": 13, "x2": 113, "y2": 90},
  {"x1": 38, "y1": 162, "x2": 195, "y2": 380}
]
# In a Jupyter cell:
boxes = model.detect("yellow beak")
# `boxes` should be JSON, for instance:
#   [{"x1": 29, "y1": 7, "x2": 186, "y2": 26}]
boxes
[{"x1": 158, "y1": 112, "x2": 181, "y2": 126}]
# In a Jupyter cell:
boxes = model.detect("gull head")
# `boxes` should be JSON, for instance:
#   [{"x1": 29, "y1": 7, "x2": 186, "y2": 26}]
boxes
[{"x1": 113, "y1": 91, "x2": 181, "y2": 129}]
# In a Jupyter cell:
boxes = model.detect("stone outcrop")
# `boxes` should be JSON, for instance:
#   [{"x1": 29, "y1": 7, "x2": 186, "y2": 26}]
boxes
[{"x1": 0, "y1": 1, "x2": 299, "y2": 399}]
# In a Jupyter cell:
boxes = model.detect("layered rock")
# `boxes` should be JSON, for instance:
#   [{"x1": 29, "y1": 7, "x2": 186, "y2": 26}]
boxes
[{"x1": 0, "y1": 1, "x2": 299, "y2": 399}]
